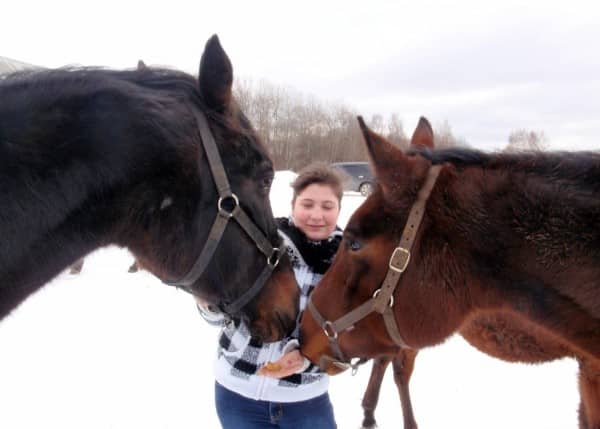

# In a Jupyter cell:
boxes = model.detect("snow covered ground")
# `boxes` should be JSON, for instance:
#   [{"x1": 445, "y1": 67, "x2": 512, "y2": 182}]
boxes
[{"x1": 0, "y1": 172, "x2": 580, "y2": 428}]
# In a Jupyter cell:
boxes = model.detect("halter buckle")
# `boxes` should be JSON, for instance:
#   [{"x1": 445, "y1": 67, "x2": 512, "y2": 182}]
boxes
[
  {"x1": 218, "y1": 193, "x2": 239, "y2": 218},
  {"x1": 389, "y1": 247, "x2": 410, "y2": 273},
  {"x1": 322, "y1": 321, "x2": 338, "y2": 339}
]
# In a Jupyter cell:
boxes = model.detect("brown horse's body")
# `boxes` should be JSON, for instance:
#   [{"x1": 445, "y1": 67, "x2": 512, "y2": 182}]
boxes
[
  {"x1": 362, "y1": 309, "x2": 600, "y2": 428},
  {"x1": 301, "y1": 117, "x2": 600, "y2": 428}
]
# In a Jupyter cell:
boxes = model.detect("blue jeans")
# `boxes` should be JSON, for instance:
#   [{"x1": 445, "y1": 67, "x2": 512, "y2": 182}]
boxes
[{"x1": 215, "y1": 382, "x2": 337, "y2": 429}]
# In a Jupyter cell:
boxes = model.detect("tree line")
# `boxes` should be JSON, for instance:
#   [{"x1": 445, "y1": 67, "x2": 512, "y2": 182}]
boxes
[{"x1": 234, "y1": 78, "x2": 547, "y2": 171}]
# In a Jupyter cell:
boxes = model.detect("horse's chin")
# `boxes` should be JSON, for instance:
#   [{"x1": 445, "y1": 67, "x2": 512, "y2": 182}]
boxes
[
  {"x1": 323, "y1": 364, "x2": 347, "y2": 376},
  {"x1": 249, "y1": 309, "x2": 296, "y2": 343}
]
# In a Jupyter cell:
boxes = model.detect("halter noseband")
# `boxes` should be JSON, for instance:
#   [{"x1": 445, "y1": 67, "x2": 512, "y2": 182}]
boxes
[
  {"x1": 164, "y1": 110, "x2": 285, "y2": 316},
  {"x1": 307, "y1": 164, "x2": 442, "y2": 372}
]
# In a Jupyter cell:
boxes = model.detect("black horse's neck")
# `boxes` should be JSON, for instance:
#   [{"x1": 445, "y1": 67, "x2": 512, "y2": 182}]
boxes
[{"x1": 0, "y1": 70, "x2": 186, "y2": 319}]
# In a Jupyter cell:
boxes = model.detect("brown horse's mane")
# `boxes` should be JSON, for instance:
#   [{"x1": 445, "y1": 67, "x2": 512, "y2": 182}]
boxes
[{"x1": 409, "y1": 146, "x2": 600, "y2": 187}]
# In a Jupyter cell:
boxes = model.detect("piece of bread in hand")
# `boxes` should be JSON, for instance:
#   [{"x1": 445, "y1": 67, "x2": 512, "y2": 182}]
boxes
[{"x1": 262, "y1": 362, "x2": 282, "y2": 372}]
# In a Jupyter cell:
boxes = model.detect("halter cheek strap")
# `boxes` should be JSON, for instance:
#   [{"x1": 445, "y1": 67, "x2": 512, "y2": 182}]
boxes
[{"x1": 164, "y1": 110, "x2": 284, "y2": 316}]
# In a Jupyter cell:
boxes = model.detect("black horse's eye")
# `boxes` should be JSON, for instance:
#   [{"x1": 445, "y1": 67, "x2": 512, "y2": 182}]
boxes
[{"x1": 260, "y1": 173, "x2": 274, "y2": 191}]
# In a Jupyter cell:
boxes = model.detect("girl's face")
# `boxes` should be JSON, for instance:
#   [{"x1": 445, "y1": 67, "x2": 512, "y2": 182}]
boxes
[{"x1": 292, "y1": 183, "x2": 340, "y2": 240}]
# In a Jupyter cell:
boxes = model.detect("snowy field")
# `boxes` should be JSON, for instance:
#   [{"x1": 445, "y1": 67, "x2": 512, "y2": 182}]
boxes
[{"x1": 0, "y1": 172, "x2": 579, "y2": 428}]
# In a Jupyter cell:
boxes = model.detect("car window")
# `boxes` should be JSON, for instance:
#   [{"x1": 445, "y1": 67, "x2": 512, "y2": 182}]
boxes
[{"x1": 332, "y1": 163, "x2": 372, "y2": 177}]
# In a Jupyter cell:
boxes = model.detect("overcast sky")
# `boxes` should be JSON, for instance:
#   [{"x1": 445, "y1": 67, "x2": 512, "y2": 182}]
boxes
[{"x1": 3, "y1": 0, "x2": 599, "y2": 151}]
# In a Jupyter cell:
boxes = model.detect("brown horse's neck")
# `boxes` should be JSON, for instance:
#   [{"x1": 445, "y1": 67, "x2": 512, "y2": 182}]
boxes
[{"x1": 421, "y1": 165, "x2": 600, "y2": 360}]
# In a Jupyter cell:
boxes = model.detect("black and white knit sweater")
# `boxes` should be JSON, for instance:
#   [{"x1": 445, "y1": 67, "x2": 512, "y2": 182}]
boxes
[{"x1": 200, "y1": 217, "x2": 342, "y2": 402}]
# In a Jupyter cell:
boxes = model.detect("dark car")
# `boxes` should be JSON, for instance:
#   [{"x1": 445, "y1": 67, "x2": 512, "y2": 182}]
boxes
[{"x1": 331, "y1": 162, "x2": 376, "y2": 196}]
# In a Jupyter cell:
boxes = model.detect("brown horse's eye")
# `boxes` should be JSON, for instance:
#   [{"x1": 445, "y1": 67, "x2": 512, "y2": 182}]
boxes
[{"x1": 349, "y1": 239, "x2": 362, "y2": 251}]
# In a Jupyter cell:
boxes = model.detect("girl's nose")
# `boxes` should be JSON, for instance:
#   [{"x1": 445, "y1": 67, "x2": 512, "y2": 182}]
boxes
[{"x1": 308, "y1": 210, "x2": 322, "y2": 220}]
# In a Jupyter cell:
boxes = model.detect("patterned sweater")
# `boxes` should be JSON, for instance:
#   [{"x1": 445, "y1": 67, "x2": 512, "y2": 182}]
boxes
[{"x1": 199, "y1": 218, "x2": 342, "y2": 402}]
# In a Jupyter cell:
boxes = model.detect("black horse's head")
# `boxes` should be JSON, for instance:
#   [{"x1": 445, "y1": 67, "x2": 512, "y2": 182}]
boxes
[
  {"x1": 1, "y1": 36, "x2": 298, "y2": 340},
  {"x1": 117, "y1": 36, "x2": 299, "y2": 340}
]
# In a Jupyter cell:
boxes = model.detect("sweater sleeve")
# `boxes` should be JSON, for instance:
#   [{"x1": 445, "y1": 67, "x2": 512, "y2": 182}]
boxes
[{"x1": 280, "y1": 337, "x2": 313, "y2": 374}]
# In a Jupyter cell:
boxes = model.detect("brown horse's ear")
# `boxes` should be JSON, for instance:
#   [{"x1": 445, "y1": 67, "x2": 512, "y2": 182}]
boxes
[
  {"x1": 199, "y1": 34, "x2": 233, "y2": 112},
  {"x1": 410, "y1": 116, "x2": 434, "y2": 149},
  {"x1": 137, "y1": 60, "x2": 148, "y2": 70},
  {"x1": 357, "y1": 116, "x2": 412, "y2": 196}
]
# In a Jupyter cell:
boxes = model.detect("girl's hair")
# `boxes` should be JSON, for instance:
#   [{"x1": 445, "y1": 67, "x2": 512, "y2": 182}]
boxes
[{"x1": 291, "y1": 162, "x2": 344, "y2": 204}]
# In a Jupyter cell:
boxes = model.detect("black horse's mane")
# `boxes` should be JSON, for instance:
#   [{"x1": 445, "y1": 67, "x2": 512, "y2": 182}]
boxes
[
  {"x1": 1, "y1": 66, "x2": 199, "y2": 98},
  {"x1": 0, "y1": 66, "x2": 254, "y2": 135},
  {"x1": 410, "y1": 146, "x2": 600, "y2": 188},
  {"x1": 0, "y1": 66, "x2": 265, "y2": 174}
]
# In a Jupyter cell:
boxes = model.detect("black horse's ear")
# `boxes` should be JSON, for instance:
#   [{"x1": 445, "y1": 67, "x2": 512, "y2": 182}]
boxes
[
  {"x1": 199, "y1": 34, "x2": 233, "y2": 111},
  {"x1": 137, "y1": 60, "x2": 148, "y2": 70},
  {"x1": 410, "y1": 116, "x2": 434, "y2": 149},
  {"x1": 357, "y1": 116, "x2": 413, "y2": 197}
]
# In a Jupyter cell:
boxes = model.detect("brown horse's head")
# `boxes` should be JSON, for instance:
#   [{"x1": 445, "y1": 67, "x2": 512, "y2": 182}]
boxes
[{"x1": 300, "y1": 116, "x2": 446, "y2": 373}]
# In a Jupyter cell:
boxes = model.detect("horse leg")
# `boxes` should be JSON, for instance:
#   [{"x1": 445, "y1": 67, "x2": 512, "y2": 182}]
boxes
[
  {"x1": 69, "y1": 258, "x2": 84, "y2": 274},
  {"x1": 128, "y1": 259, "x2": 140, "y2": 273},
  {"x1": 361, "y1": 356, "x2": 392, "y2": 429},
  {"x1": 578, "y1": 358, "x2": 600, "y2": 429},
  {"x1": 391, "y1": 349, "x2": 419, "y2": 429}
]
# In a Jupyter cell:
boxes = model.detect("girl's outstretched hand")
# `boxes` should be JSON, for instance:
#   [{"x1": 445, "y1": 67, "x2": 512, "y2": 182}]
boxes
[{"x1": 258, "y1": 350, "x2": 307, "y2": 378}]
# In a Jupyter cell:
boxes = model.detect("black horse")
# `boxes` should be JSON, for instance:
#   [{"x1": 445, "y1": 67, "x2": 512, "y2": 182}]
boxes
[{"x1": 0, "y1": 35, "x2": 298, "y2": 341}]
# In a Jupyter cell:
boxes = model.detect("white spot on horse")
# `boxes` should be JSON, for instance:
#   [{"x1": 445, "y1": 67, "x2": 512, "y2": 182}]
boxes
[{"x1": 160, "y1": 197, "x2": 173, "y2": 210}]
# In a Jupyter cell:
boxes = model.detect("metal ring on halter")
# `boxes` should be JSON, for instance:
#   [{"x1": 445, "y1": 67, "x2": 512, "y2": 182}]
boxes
[
  {"x1": 217, "y1": 193, "x2": 239, "y2": 218},
  {"x1": 331, "y1": 357, "x2": 364, "y2": 375},
  {"x1": 322, "y1": 320, "x2": 338, "y2": 339},
  {"x1": 332, "y1": 360, "x2": 350, "y2": 370},
  {"x1": 267, "y1": 247, "x2": 281, "y2": 268},
  {"x1": 372, "y1": 288, "x2": 394, "y2": 307}
]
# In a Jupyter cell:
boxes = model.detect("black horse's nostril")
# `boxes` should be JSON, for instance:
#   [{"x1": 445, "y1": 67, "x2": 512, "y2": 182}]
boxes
[{"x1": 271, "y1": 310, "x2": 292, "y2": 338}]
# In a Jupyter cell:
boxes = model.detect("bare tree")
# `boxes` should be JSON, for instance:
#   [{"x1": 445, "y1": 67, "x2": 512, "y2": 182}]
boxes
[
  {"x1": 369, "y1": 114, "x2": 385, "y2": 135},
  {"x1": 506, "y1": 129, "x2": 548, "y2": 152},
  {"x1": 434, "y1": 120, "x2": 469, "y2": 149},
  {"x1": 386, "y1": 113, "x2": 409, "y2": 150},
  {"x1": 234, "y1": 78, "x2": 475, "y2": 171}
]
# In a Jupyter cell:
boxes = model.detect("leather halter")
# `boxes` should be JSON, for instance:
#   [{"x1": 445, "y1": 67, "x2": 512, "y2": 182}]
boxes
[
  {"x1": 307, "y1": 164, "x2": 442, "y2": 372},
  {"x1": 164, "y1": 110, "x2": 285, "y2": 316}
]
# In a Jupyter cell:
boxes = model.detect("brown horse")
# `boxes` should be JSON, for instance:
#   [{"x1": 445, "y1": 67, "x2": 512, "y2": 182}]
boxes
[
  {"x1": 358, "y1": 118, "x2": 599, "y2": 429},
  {"x1": 1, "y1": 35, "x2": 298, "y2": 341},
  {"x1": 300, "y1": 117, "x2": 600, "y2": 427}
]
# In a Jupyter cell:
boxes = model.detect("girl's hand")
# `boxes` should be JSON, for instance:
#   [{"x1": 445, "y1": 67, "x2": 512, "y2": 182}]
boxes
[{"x1": 258, "y1": 350, "x2": 306, "y2": 378}]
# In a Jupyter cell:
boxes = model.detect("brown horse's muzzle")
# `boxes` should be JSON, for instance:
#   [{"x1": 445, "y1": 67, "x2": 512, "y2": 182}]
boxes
[{"x1": 299, "y1": 303, "x2": 347, "y2": 374}]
